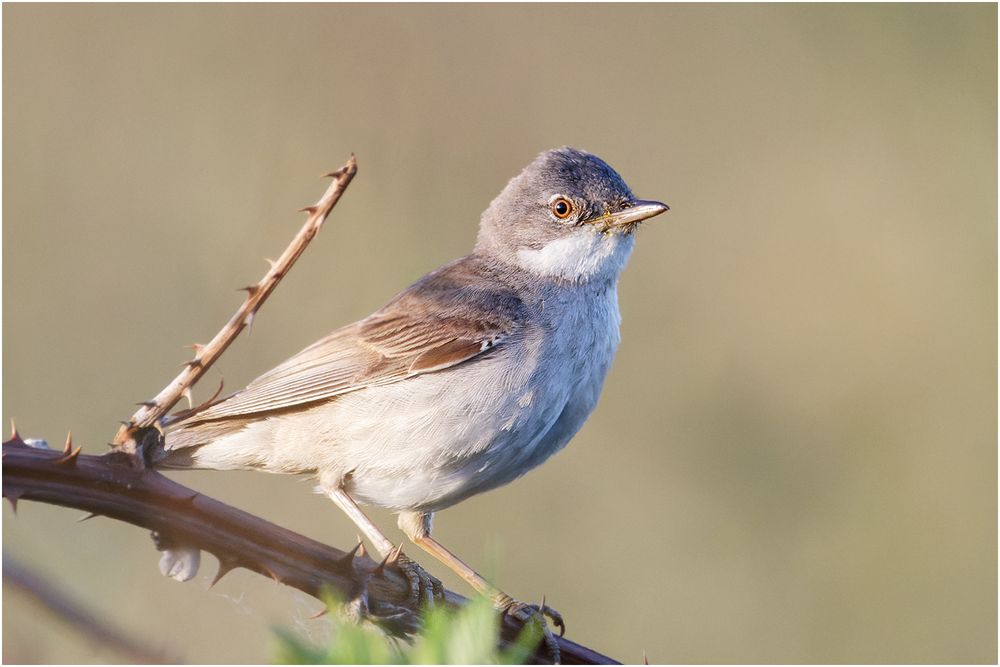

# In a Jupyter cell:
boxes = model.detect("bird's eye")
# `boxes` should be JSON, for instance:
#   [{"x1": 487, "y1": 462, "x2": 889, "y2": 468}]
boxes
[{"x1": 550, "y1": 197, "x2": 573, "y2": 219}]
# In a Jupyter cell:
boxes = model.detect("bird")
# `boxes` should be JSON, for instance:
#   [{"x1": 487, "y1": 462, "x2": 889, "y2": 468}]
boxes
[{"x1": 153, "y1": 147, "x2": 668, "y2": 656}]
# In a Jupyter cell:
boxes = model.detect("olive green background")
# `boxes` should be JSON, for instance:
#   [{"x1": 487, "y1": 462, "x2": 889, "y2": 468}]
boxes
[{"x1": 3, "y1": 3, "x2": 996, "y2": 664}]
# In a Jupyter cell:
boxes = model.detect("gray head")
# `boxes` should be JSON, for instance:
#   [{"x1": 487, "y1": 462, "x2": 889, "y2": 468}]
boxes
[{"x1": 475, "y1": 147, "x2": 668, "y2": 283}]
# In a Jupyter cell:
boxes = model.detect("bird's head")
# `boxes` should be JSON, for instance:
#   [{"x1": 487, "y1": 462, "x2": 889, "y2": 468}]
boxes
[{"x1": 475, "y1": 147, "x2": 668, "y2": 283}]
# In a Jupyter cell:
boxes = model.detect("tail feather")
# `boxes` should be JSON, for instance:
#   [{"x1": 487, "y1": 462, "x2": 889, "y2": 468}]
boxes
[{"x1": 155, "y1": 417, "x2": 254, "y2": 469}]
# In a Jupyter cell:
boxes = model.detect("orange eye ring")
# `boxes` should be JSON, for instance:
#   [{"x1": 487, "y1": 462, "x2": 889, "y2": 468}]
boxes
[{"x1": 550, "y1": 197, "x2": 573, "y2": 219}]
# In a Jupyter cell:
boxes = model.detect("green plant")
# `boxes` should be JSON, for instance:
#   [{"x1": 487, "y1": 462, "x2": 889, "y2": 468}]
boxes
[{"x1": 273, "y1": 595, "x2": 541, "y2": 665}]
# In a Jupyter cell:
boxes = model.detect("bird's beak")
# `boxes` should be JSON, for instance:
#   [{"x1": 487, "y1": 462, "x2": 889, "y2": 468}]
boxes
[{"x1": 592, "y1": 199, "x2": 670, "y2": 231}]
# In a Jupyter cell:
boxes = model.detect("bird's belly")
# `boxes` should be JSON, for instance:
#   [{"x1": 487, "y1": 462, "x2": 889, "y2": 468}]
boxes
[
  {"x1": 333, "y1": 299, "x2": 618, "y2": 511},
  {"x1": 320, "y1": 346, "x2": 561, "y2": 511}
]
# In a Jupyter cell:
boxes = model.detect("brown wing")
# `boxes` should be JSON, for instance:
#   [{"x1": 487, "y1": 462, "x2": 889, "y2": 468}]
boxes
[{"x1": 177, "y1": 257, "x2": 522, "y2": 425}]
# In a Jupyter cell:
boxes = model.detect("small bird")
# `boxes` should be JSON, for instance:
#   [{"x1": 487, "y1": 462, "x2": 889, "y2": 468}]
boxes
[{"x1": 154, "y1": 147, "x2": 668, "y2": 651}]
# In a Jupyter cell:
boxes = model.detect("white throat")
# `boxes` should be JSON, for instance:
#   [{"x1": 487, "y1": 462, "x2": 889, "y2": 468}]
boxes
[{"x1": 515, "y1": 228, "x2": 634, "y2": 282}]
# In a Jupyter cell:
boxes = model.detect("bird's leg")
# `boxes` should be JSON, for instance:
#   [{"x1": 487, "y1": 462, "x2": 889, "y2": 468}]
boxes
[
  {"x1": 325, "y1": 486, "x2": 442, "y2": 607},
  {"x1": 398, "y1": 511, "x2": 564, "y2": 662}
]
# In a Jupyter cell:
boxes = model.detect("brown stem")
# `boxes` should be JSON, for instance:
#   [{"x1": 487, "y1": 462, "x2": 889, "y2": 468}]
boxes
[
  {"x1": 111, "y1": 155, "x2": 358, "y2": 453},
  {"x1": 2, "y1": 437, "x2": 618, "y2": 665}
]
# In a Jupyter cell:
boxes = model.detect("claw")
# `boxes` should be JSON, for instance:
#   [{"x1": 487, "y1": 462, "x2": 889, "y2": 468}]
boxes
[
  {"x1": 391, "y1": 554, "x2": 443, "y2": 609},
  {"x1": 497, "y1": 595, "x2": 563, "y2": 663},
  {"x1": 550, "y1": 608, "x2": 566, "y2": 637}
]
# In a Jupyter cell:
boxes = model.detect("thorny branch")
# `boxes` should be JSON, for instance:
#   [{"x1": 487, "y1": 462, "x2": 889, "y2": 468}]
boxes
[
  {"x1": 111, "y1": 155, "x2": 358, "y2": 454},
  {"x1": 2, "y1": 437, "x2": 618, "y2": 665}
]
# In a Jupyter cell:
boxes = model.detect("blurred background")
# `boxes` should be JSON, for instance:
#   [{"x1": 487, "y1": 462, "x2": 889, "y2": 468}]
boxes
[{"x1": 3, "y1": 4, "x2": 996, "y2": 664}]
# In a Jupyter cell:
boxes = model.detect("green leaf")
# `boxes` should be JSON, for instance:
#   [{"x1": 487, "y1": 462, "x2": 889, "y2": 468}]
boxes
[{"x1": 273, "y1": 594, "x2": 540, "y2": 665}]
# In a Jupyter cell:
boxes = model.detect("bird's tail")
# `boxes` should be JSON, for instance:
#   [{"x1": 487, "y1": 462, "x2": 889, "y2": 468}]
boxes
[
  {"x1": 141, "y1": 381, "x2": 243, "y2": 469},
  {"x1": 145, "y1": 415, "x2": 254, "y2": 470}
]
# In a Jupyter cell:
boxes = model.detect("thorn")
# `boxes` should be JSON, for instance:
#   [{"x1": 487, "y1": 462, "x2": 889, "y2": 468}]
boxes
[
  {"x1": 4, "y1": 420, "x2": 25, "y2": 447},
  {"x1": 388, "y1": 543, "x2": 404, "y2": 565},
  {"x1": 184, "y1": 359, "x2": 203, "y2": 369},
  {"x1": 643, "y1": 650, "x2": 649, "y2": 665},
  {"x1": 53, "y1": 445, "x2": 81, "y2": 466},
  {"x1": 261, "y1": 564, "x2": 283, "y2": 584},
  {"x1": 244, "y1": 310, "x2": 255, "y2": 329},
  {"x1": 120, "y1": 420, "x2": 133, "y2": 428},
  {"x1": 298, "y1": 205, "x2": 320, "y2": 215},
  {"x1": 5, "y1": 490, "x2": 23, "y2": 513},
  {"x1": 210, "y1": 558, "x2": 238, "y2": 588},
  {"x1": 186, "y1": 343, "x2": 205, "y2": 354},
  {"x1": 179, "y1": 492, "x2": 199, "y2": 505},
  {"x1": 264, "y1": 257, "x2": 277, "y2": 270},
  {"x1": 209, "y1": 378, "x2": 225, "y2": 403},
  {"x1": 62, "y1": 432, "x2": 73, "y2": 455},
  {"x1": 136, "y1": 400, "x2": 158, "y2": 408},
  {"x1": 182, "y1": 387, "x2": 193, "y2": 409},
  {"x1": 336, "y1": 542, "x2": 364, "y2": 569},
  {"x1": 307, "y1": 605, "x2": 329, "y2": 620},
  {"x1": 356, "y1": 536, "x2": 367, "y2": 560},
  {"x1": 170, "y1": 378, "x2": 226, "y2": 421},
  {"x1": 238, "y1": 284, "x2": 260, "y2": 296},
  {"x1": 373, "y1": 546, "x2": 399, "y2": 577},
  {"x1": 77, "y1": 512, "x2": 100, "y2": 523},
  {"x1": 338, "y1": 153, "x2": 358, "y2": 176}
]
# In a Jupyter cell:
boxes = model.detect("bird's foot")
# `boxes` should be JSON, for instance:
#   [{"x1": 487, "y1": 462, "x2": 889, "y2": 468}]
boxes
[
  {"x1": 361, "y1": 552, "x2": 442, "y2": 636},
  {"x1": 494, "y1": 592, "x2": 565, "y2": 664},
  {"x1": 396, "y1": 553, "x2": 445, "y2": 608}
]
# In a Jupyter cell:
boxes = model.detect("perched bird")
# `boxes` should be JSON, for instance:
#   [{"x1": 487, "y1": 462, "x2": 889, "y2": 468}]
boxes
[{"x1": 155, "y1": 147, "x2": 668, "y2": 653}]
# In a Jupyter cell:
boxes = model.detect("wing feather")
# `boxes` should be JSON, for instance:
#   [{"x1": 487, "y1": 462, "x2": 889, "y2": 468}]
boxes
[{"x1": 176, "y1": 257, "x2": 524, "y2": 427}]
